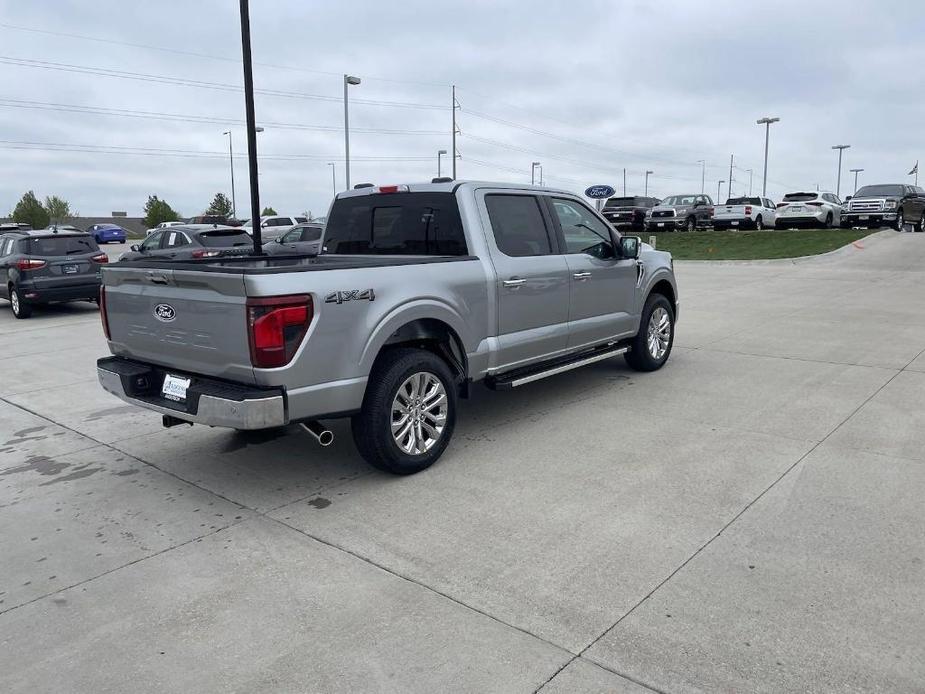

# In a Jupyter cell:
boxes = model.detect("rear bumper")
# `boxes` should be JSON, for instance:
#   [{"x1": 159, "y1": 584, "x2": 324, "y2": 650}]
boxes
[
  {"x1": 21, "y1": 281, "x2": 100, "y2": 303},
  {"x1": 97, "y1": 356, "x2": 287, "y2": 430},
  {"x1": 713, "y1": 218, "x2": 758, "y2": 230}
]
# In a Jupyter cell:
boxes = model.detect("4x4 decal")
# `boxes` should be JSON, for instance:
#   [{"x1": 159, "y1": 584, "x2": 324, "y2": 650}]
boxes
[{"x1": 324, "y1": 289, "x2": 376, "y2": 304}]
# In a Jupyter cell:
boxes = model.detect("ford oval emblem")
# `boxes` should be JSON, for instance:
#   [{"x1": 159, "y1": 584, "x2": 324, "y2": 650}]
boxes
[
  {"x1": 585, "y1": 184, "x2": 616, "y2": 199},
  {"x1": 154, "y1": 303, "x2": 176, "y2": 322}
]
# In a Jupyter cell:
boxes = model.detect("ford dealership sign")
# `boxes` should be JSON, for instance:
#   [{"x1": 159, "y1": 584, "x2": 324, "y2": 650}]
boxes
[{"x1": 585, "y1": 185, "x2": 615, "y2": 199}]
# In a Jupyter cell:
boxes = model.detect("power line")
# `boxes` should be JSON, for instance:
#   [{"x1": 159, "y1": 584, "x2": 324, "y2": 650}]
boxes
[
  {"x1": 0, "y1": 56, "x2": 448, "y2": 110},
  {"x1": 0, "y1": 22, "x2": 452, "y2": 88},
  {"x1": 0, "y1": 98, "x2": 445, "y2": 135}
]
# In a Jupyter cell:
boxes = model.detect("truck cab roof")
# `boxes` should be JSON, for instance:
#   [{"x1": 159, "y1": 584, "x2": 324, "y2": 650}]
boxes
[{"x1": 336, "y1": 180, "x2": 572, "y2": 199}]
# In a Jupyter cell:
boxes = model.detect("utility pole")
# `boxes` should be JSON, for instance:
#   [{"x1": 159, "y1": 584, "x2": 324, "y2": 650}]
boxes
[
  {"x1": 223, "y1": 130, "x2": 236, "y2": 218},
  {"x1": 717, "y1": 180, "x2": 724, "y2": 203},
  {"x1": 343, "y1": 74, "x2": 361, "y2": 190},
  {"x1": 531, "y1": 161, "x2": 540, "y2": 185},
  {"x1": 645, "y1": 170, "x2": 653, "y2": 196},
  {"x1": 728, "y1": 154, "x2": 734, "y2": 201},
  {"x1": 849, "y1": 168, "x2": 863, "y2": 195},
  {"x1": 832, "y1": 144, "x2": 850, "y2": 197},
  {"x1": 237, "y1": 0, "x2": 262, "y2": 255},
  {"x1": 697, "y1": 159, "x2": 705, "y2": 194},
  {"x1": 756, "y1": 116, "x2": 780, "y2": 196},
  {"x1": 327, "y1": 162, "x2": 336, "y2": 195},
  {"x1": 451, "y1": 85, "x2": 458, "y2": 179},
  {"x1": 623, "y1": 168, "x2": 626, "y2": 196}
]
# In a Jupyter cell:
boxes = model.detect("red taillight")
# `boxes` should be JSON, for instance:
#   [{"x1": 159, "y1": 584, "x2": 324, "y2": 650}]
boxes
[
  {"x1": 16, "y1": 258, "x2": 46, "y2": 271},
  {"x1": 376, "y1": 184, "x2": 409, "y2": 194},
  {"x1": 806, "y1": 202, "x2": 824, "y2": 207},
  {"x1": 246, "y1": 295, "x2": 313, "y2": 368},
  {"x1": 91, "y1": 253, "x2": 109, "y2": 263},
  {"x1": 100, "y1": 286, "x2": 110, "y2": 339},
  {"x1": 192, "y1": 249, "x2": 221, "y2": 258},
  {"x1": 744, "y1": 206, "x2": 752, "y2": 215}
]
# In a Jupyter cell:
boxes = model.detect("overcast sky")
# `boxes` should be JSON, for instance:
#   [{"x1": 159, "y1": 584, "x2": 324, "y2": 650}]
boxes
[{"x1": 2, "y1": 0, "x2": 923, "y2": 218}]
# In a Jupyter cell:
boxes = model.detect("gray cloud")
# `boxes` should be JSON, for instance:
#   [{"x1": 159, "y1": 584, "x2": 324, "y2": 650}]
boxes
[{"x1": 2, "y1": 0, "x2": 923, "y2": 218}]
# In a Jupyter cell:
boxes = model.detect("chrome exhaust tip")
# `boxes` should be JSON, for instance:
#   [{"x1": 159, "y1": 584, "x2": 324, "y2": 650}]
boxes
[{"x1": 300, "y1": 421, "x2": 334, "y2": 447}]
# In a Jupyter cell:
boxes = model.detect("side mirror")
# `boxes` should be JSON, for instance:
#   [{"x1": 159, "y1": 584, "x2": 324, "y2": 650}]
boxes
[
  {"x1": 844, "y1": 196, "x2": 852, "y2": 202},
  {"x1": 130, "y1": 244, "x2": 140, "y2": 252},
  {"x1": 618, "y1": 236, "x2": 640, "y2": 259}
]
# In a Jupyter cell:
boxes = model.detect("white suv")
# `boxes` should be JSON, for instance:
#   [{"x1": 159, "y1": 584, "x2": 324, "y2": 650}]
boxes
[
  {"x1": 243, "y1": 215, "x2": 308, "y2": 238},
  {"x1": 775, "y1": 192, "x2": 843, "y2": 229}
]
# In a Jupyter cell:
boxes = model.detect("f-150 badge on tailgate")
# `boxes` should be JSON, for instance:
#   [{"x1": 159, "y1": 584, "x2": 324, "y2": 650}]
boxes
[{"x1": 325, "y1": 289, "x2": 375, "y2": 304}]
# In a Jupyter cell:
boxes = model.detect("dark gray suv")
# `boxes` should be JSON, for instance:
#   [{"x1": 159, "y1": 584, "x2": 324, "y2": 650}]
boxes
[{"x1": 0, "y1": 231, "x2": 107, "y2": 318}]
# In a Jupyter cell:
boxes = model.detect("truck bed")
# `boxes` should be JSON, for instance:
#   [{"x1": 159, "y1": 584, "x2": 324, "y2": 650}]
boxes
[{"x1": 117, "y1": 253, "x2": 479, "y2": 274}]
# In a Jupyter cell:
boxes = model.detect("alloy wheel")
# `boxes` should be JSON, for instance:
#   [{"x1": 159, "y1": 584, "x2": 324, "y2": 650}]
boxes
[
  {"x1": 391, "y1": 372, "x2": 448, "y2": 455},
  {"x1": 896, "y1": 210, "x2": 904, "y2": 231},
  {"x1": 10, "y1": 289, "x2": 20, "y2": 315},
  {"x1": 646, "y1": 307, "x2": 671, "y2": 360}
]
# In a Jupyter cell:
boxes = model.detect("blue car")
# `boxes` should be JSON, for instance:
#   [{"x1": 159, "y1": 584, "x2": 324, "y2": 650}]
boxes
[{"x1": 88, "y1": 223, "x2": 127, "y2": 244}]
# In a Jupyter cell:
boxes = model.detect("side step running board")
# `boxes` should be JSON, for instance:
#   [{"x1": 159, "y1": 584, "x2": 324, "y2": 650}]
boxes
[{"x1": 486, "y1": 344, "x2": 629, "y2": 390}]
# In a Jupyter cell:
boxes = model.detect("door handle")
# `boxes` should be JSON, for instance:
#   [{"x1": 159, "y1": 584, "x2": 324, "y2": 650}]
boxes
[
  {"x1": 502, "y1": 278, "x2": 526, "y2": 288},
  {"x1": 572, "y1": 272, "x2": 592, "y2": 280}
]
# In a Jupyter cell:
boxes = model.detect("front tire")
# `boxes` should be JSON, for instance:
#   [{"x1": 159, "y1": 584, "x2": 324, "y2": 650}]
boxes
[
  {"x1": 685, "y1": 217, "x2": 696, "y2": 233},
  {"x1": 351, "y1": 348, "x2": 457, "y2": 475},
  {"x1": 625, "y1": 293, "x2": 675, "y2": 372},
  {"x1": 824, "y1": 212, "x2": 833, "y2": 229},
  {"x1": 916, "y1": 210, "x2": 925, "y2": 232},
  {"x1": 895, "y1": 209, "x2": 905, "y2": 231},
  {"x1": 9, "y1": 286, "x2": 32, "y2": 319},
  {"x1": 755, "y1": 215, "x2": 764, "y2": 231}
]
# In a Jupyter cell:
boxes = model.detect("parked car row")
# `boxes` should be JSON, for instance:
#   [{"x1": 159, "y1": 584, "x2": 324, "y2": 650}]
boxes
[{"x1": 601, "y1": 183, "x2": 925, "y2": 232}]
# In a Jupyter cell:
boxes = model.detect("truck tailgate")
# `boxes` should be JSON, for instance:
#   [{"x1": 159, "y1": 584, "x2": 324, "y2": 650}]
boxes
[
  {"x1": 713, "y1": 205, "x2": 749, "y2": 219},
  {"x1": 103, "y1": 265, "x2": 255, "y2": 383}
]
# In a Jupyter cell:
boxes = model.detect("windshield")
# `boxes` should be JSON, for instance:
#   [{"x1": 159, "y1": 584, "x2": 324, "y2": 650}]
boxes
[
  {"x1": 28, "y1": 235, "x2": 99, "y2": 256},
  {"x1": 197, "y1": 231, "x2": 253, "y2": 247},
  {"x1": 783, "y1": 192, "x2": 818, "y2": 202},
  {"x1": 855, "y1": 185, "x2": 904, "y2": 197},
  {"x1": 661, "y1": 195, "x2": 698, "y2": 207},
  {"x1": 726, "y1": 197, "x2": 761, "y2": 205}
]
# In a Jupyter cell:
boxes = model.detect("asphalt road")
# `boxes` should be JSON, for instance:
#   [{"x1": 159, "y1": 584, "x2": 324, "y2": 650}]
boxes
[{"x1": 1, "y1": 230, "x2": 923, "y2": 692}]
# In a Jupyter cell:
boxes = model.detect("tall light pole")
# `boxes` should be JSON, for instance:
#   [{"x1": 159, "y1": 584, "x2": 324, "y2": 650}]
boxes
[
  {"x1": 849, "y1": 168, "x2": 863, "y2": 195},
  {"x1": 531, "y1": 161, "x2": 540, "y2": 185},
  {"x1": 756, "y1": 116, "x2": 780, "y2": 196},
  {"x1": 437, "y1": 149, "x2": 447, "y2": 177},
  {"x1": 645, "y1": 170, "x2": 653, "y2": 196},
  {"x1": 327, "y1": 162, "x2": 336, "y2": 195},
  {"x1": 537, "y1": 164, "x2": 543, "y2": 186},
  {"x1": 697, "y1": 159, "x2": 705, "y2": 194},
  {"x1": 747, "y1": 169, "x2": 753, "y2": 195},
  {"x1": 832, "y1": 144, "x2": 850, "y2": 197},
  {"x1": 717, "y1": 180, "x2": 725, "y2": 203},
  {"x1": 343, "y1": 74, "x2": 361, "y2": 189},
  {"x1": 222, "y1": 130, "x2": 236, "y2": 218}
]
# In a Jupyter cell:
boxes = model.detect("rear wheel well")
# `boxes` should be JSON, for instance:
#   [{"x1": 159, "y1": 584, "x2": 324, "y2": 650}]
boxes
[
  {"x1": 378, "y1": 318, "x2": 469, "y2": 396},
  {"x1": 649, "y1": 280, "x2": 676, "y2": 313}
]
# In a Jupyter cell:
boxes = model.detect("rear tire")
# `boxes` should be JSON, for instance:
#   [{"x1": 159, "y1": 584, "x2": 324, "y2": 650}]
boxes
[
  {"x1": 685, "y1": 217, "x2": 696, "y2": 233},
  {"x1": 916, "y1": 210, "x2": 925, "y2": 232},
  {"x1": 351, "y1": 348, "x2": 457, "y2": 475},
  {"x1": 625, "y1": 293, "x2": 674, "y2": 372},
  {"x1": 755, "y1": 215, "x2": 764, "y2": 231},
  {"x1": 9, "y1": 286, "x2": 32, "y2": 319},
  {"x1": 824, "y1": 213, "x2": 833, "y2": 229}
]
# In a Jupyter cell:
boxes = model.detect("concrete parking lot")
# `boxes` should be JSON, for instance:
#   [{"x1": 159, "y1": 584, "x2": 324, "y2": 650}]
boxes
[{"x1": 1, "y1": 231, "x2": 923, "y2": 692}]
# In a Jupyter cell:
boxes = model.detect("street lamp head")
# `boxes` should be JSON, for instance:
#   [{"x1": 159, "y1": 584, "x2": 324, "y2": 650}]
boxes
[
  {"x1": 255, "y1": 126, "x2": 265, "y2": 133},
  {"x1": 646, "y1": 170, "x2": 654, "y2": 175},
  {"x1": 223, "y1": 130, "x2": 231, "y2": 136},
  {"x1": 531, "y1": 161, "x2": 540, "y2": 167},
  {"x1": 832, "y1": 144, "x2": 850, "y2": 150},
  {"x1": 345, "y1": 75, "x2": 361, "y2": 86},
  {"x1": 850, "y1": 168, "x2": 864, "y2": 173},
  {"x1": 438, "y1": 149, "x2": 447, "y2": 155},
  {"x1": 756, "y1": 117, "x2": 780, "y2": 125}
]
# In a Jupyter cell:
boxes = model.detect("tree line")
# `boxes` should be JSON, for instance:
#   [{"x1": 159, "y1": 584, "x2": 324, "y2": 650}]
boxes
[{"x1": 9, "y1": 190, "x2": 285, "y2": 229}]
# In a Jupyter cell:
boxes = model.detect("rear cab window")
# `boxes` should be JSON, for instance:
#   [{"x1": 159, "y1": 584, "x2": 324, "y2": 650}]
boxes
[
  {"x1": 485, "y1": 194, "x2": 554, "y2": 257},
  {"x1": 324, "y1": 192, "x2": 468, "y2": 256},
  {"x1": 28, "y1": 235, "x2": 99, "y2": 256}
]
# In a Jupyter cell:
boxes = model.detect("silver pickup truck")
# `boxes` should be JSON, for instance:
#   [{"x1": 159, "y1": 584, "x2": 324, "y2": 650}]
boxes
[{"x1": 97, "y1": 181, "x2": 679, "y2": 474}]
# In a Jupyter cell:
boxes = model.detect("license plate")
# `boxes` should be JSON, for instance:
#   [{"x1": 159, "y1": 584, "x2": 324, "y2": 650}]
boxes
[
  {"x1": 62, "y1": 264, "x2": 78, "y2": 274},
  {"x1": 859, "y1": 215, "x2": 869, "y2": 220},
  {"x1": 161, "y1": 374, "x2": 191, "y2": 402},
  {"x1": 790, "y1": 206, "x2": 803, "y2": 212},
  {"x1": 731, "y1": 221, "x2": 739, "y2": 226},
  {"x1": 657, "y1": 222, "x2": 665, "y2": 227}
]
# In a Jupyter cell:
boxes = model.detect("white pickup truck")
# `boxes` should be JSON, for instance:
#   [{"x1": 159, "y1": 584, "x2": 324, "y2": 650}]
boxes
[
  {"x1": 97, "y1": 181, "x2": 679, "y2": 474},
  {"x1": 712, "y1": 196, "x2": 777, "y2": 230}
]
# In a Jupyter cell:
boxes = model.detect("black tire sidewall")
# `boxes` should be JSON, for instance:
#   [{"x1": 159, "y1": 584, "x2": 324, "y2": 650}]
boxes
[
  {"x1": 10, "y1": 287, "x2": 31, "y2": 319},
  {"x1": 626, "y1": 294, "x2": 675, "y2": 371},
  {"x1": 353, "y1": 348, "x2": 457, "y2": 474}
]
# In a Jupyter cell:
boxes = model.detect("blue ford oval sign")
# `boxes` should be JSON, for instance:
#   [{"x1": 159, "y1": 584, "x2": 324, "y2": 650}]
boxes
[{"x1": 585, "y1": 185, "x2": 615, "y2": 199}]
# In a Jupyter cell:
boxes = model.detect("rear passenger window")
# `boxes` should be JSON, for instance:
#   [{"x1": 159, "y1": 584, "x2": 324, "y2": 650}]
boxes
[
  {"x1": 485, "y1": 194, "x2": 552, "y2": 257},
  {"x1": 324, "y1": 192, "x2": 467, "y2": 256},
  {"x1": 165, "y1": 232, "x2": 189, "y2": 248}
]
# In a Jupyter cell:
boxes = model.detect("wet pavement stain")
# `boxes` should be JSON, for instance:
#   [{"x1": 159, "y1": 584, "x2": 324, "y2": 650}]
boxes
[
  {"x1": 0, "y1": 456, "x2": 69, "y2": 477},
  {"x1": 83, "y1": 406, "x2": 139, "y2": 422},
  {"x1": 39, "y1": 467, "x2": 103, "y2": 486},
  {"x1": 307, "y1": 497, "x2": 331, "y2": 509},
  {"x1": 113, "y1": 469, "x2": 140, "y2": 476}
]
